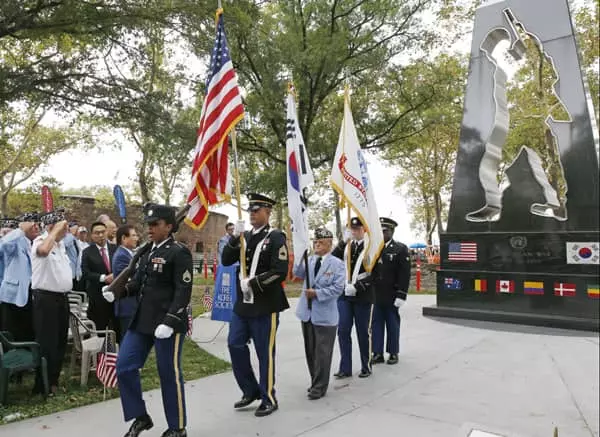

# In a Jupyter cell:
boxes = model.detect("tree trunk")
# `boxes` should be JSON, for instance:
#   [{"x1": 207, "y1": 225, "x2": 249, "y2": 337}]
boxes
[
  {"x1": 0, "y1": 191, "x2": 8, "y2": 217},
  {"x1": 333, "y1": 190, "x2": 342, "y2": 240},
  {"x1": 138, "y1": 154, "x2": 152, "y2": 204},
  {"x1": 433, "y1": 190, "x2": 444, "y2": 242}
]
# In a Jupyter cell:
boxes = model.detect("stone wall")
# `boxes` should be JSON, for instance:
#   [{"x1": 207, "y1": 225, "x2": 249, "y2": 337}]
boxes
[{"x1": 60, "y1": 195, "x2": 229, "y2": 259}]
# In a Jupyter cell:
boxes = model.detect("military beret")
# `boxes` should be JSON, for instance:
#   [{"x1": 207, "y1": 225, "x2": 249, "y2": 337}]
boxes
[
  {"x1": 379, "y1": 217, "x2": 398, "y2": 229},
  {"x1": 17, "y1": 212, "x2": 40, "y2": 223},
  {"x1": 350, "y1": 216, "x2": 363, "y2": 228},
  {"x1": 247, "y1": 193, "x2": 276, "y2": 212},
  {"x1": 0, "y1": 218, "x2": 19, "y2": 229},
  {"x1": 314, "y1": 228, "x2": 333, "y2": 240},
  {"x1": 40, "y1": 211, "x2": 65, "y2": 225}
]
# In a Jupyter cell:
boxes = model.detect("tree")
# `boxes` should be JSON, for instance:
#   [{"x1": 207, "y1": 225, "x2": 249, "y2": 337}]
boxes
[
  {"x1": 0, "y1": 104, "x2": 91, "y2": 215},
  {"x1": 380, "y1": 54, "x2": 467, "y2": 244},
  {"x1": 183, "y1": 1, "x2": 439, "y2": 198}
]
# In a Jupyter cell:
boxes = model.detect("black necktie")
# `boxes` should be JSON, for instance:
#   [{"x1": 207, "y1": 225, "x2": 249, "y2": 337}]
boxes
[{"x1": 314, "y1": 257, "x2": 322, "y2": 277}]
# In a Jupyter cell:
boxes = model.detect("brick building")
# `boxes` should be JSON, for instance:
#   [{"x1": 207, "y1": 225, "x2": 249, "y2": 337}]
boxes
[{"x1": 60, "y1": 195, "x2": 229, "y2": 266}]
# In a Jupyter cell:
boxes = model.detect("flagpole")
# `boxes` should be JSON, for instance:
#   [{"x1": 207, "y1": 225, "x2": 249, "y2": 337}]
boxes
[{"x1": 231, "y1": 129, "x2": 247, "y2": 278}]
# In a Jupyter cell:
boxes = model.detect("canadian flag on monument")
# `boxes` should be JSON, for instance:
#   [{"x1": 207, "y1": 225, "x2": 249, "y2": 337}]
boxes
[
  {"x1": 496, "y1": 280, "x2": 515, "y2": 294},
  {"x1": 330, "y1": 88, "x2": 384, "y2": 272},
  {"x1": 286, "y1": 86, "x2": 314, "y2": 267}
]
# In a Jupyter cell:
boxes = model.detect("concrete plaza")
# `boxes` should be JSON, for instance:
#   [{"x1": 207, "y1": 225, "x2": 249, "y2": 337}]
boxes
[{"x1": 1, "y1": 295, "x2": 598, "y2": 437}]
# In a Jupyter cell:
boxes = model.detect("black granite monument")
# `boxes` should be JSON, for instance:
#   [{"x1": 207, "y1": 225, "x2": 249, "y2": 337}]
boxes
[{"x1": 423, "y1": 0, "x2": 600, "y2": 331}]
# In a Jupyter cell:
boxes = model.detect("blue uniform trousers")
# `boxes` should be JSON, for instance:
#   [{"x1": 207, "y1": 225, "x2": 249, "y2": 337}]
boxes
[
  {"x1": 117, "y1": 329, "x2": 186, "y2": 430},
  {"x1": 228, "y1": 311, "x2": 279, "y2": 406},
  {"x1": 337, "y1": 299, "x2": 373, "y2": 374},
  {"x1": 372, "y1": 304, "x2": 400, "y2": 355}
]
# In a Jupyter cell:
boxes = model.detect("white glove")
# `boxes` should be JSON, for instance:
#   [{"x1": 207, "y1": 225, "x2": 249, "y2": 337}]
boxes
[
  {"x1": 241, "y1": 277, "x2": 251, "y2": 293},
  {"x1": 102, "y1": 286, "x2": 115, "y2": 303},
  {"x1": 154, "y1": 324, "x2": 174, "y2": 339},
  {"x1": 344, "y1": 283, "x2": 357, "y2": 296},
  {"x1": 394, "y1": 298, "x2": 406, "y2": 308},
  {"x1": 343, "y1": 228, "x2": 352, "y2": 242},
  {"x1": 234, "y1": 220, "x2": 245, "y2": 237}
]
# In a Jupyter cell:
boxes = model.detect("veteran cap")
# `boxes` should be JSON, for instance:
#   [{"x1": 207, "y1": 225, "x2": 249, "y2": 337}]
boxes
[
  {"x1": 16, "y1": 212, "x2": 40, "y2": 223},
  {"x1": 314, "y1": 227, "x2": 333, "y2": 240},
  {"x1": 350, "y1": 216, "x2": 363, "y2": 228},
  {"x1": 40, "y1": 210, "x2": 65, "y2": 226},
  {"x1": 247, "y1": 193, "x2": 276, "y2": 212},
  {"x1": 0, "y1": 218, "x2": 19, "y2": 229},
  {"x1": 379, "y1": 217, "x2": 398, "y2": 230},
  {"x1": 78, "y1": 226, "x2": 88, "y2": 233}
]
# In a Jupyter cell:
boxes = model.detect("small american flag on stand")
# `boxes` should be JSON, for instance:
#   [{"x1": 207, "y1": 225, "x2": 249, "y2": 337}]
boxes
[
  {"x1": 185, "y1": 8, "x2": 245, "y2": 229},
  {"x1": 448, "y1": 242, "x2": 478, "y2": 262},
  {"x1": 203, "y1": 287, "x2": 214, "y2": 311},
  {"x1": 96, "y1": 336, "x2": 118, "y2": 389},
  {"x1": 186, "y1": 304, "x2": 193, "y2": 337}
]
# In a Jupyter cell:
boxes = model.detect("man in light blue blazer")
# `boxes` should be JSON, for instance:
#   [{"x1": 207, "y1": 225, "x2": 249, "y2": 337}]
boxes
[
  {"x1": 0, "y1": 213, "x2": 40, "y2": 341},
  {"x1": 294, "y1": 227, "x2": 345, "y2": 400}
]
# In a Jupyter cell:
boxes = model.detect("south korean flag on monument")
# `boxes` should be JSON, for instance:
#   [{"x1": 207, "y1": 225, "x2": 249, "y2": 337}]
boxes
[{"x1": 566, "y1": 242, "x2": 600, "y2": 264}]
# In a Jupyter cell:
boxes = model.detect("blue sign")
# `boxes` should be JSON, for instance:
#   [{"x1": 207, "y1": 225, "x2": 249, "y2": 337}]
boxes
[
  {"x1": 211, "y1": 262, "x2": 238, "y2": 322},
  {"x1": 113, "y1": 185, "x2": 127, "y2": 222}
]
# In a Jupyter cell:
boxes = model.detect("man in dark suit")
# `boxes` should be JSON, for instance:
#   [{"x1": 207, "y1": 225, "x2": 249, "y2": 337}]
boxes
[
  {"x1": 81, "y1": 221, "x2": 117, "y2": 332},
  {"x1": 111, "y1": 224, "x2": 139, "y2": 340},
  {"x1": 371, "y1": 217, "x2": 411, "y2": 365}
]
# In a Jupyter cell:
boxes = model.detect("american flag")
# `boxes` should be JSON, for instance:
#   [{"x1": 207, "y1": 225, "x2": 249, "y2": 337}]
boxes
[
  {"x1": 96, "y1": 336, "x2": 118, "y2": 388},
  {"x1": 448, "y1": 242, "x2": 477, "y2": 262},
  {"x1": 185, "y1": 9, "x2": 245, "y2": 229},
  {"x1": 203, "y1": 288, "x2": 214, "y2": 311}
]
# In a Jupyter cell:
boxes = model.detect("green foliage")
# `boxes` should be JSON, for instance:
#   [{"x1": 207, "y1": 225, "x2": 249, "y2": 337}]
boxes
[
  {"x1": 0, "y1": 339, "x2": 230, "y2": 424},
  {"x1": 0, "y1": 104, "x2": 91, "y2": 215},
  {"x1": 381, "y1": 54, "x2": 467, "y2": 243},
  {"x1": 183, "y1": 1, "x2": 437, "y2": 203}
]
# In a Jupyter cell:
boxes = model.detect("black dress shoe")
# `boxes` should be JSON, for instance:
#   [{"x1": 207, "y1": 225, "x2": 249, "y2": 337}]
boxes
[
  {"x1": 234, "y1": 394, "x2": 260, "y2": 409},
  {"x1": 372, "y1": 353, "x2": 385, "y2": 364},
  {"x1": 358, "y1": 369, "x2": 372, "y2": 378},
  {"x1": 334, "y1": 371, "x2": 351, "y2": 379},
  {"x1": 254, "y1": 402, "x2": 278, "y2": 417},
  {"x1": 387, "y1": 354, "x2": 398, "y2": 365},
  {"x1": 124, "y1": 414, "x2": 154, "y2": 437},
  {"x1": 307, "y1": 392, "x2": 324, "y2": 400},
  {"x1": 161, "y1": 429, "x2": 187, "y2": 437}
]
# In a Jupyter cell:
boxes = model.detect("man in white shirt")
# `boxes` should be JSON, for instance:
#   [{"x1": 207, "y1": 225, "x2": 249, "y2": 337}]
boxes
[{"x1": 31, "y1": 211, "x2": 72, "y2": 397}]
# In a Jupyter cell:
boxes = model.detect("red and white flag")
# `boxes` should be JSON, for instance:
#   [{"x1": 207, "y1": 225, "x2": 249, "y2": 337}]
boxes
[
  {"x1": 554, "y1": 282, "x2": 576, "y2": 297},
  {"x1": 496, "y1": 280, "x2": 515, "y2": 294},
  {"x1": 185, "y1": 9, "x2": 244, "y2": 229}
]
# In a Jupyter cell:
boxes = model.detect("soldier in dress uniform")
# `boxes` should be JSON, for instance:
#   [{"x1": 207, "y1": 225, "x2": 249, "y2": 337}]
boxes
[
  {"x1": 371, "y1": 217, "x2": 411, "y2": 365},
  {"x1": 332, "y1": 217, "x2": 375, "y2": 378},
  {"x1": 222, "y1": 193, "x2": 290, "y2": 417},
  {"x1": 111, "y1": 203, "x2": 192, "y2": 437}
]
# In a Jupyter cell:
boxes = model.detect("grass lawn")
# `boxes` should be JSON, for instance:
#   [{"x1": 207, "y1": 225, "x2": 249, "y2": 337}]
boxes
[
  {"x1": 0, "y1": 284, "x2": 230, "y2": 425},
  {"x1": 0, "y1": 338, "x2": 230, "y2": 424}
]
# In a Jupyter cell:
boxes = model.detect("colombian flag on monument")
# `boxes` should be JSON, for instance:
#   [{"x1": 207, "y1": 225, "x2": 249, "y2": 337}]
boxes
[
  {"x1": 588, "y1": 284, "x2": 600, "y2": 299},
  {"x1": 523, "y1": 281, "x2": 544, "y2": 296}
]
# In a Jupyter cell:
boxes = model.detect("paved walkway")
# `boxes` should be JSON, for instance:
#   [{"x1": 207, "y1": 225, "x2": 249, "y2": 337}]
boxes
[{"x1": 1, "y1": 296, "x2": 598, "y2": 437}]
